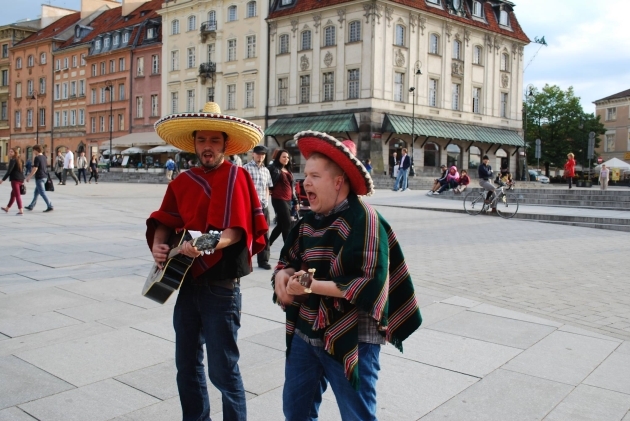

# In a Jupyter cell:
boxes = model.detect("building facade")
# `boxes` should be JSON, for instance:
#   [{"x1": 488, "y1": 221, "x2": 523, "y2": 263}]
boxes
[
  {"x1": 266, "y1": 0, "x2": 529, "y2": 175},
  {"x1": 594, "y1": 89, "x2": 630, "y2": 164}
]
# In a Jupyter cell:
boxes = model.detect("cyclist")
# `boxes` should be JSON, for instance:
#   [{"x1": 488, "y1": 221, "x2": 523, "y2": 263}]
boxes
[{"x1": 478, "y1": 155, "x2": 496, "y2": 211}]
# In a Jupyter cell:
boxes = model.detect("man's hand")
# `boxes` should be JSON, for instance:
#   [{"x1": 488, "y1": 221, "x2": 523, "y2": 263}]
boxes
[
  {"x1": 25, "y1": 177, "x2": 31, "y2": 183},
  {"x1": 274, "y1": 269, "x2": 295, "y2": 305},
  {"x1": 180, "y1": 240, "x2": 202, "y2": 258},
  {"x1": 151, "y1": 243, "x2": 170, "y2": 270},
  {"x1": 286, "y1": 271, "x2": 309, "y2": 296}
]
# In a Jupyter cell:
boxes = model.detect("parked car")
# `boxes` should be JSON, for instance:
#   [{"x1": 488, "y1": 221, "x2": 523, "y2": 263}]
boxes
[{"x1": 528, "y1": 170, "x2": 550, "y2": 184}]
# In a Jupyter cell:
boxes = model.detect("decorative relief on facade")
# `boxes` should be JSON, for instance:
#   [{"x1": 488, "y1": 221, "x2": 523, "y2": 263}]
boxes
[
  {"x1": 511, "y1": 42, "x2": 518, "y2": 59},
  {"x1": 395, "y1": 49, "x2": 405, "y2": 67},
  {"x1": 409, "y1": 13, "x2": 417, "y2": 33},
  {"x1": 324, "y1": 51, "x2": 333, "y2": 67},
  {"x1": 326, "y1": 19, "x2": 333, "y2": 26},
  {"x1": 451, "y1": 60, "x2": 464, "y2": 76},
  {"x1": 485, "y1": 34, "x2": 493, "y2": 49},
  {"x1": 363, "y1": 2, "x2": 382, "y2": 25},
  {"x1": 337, "y1": 9, "x2": 346, "y2": 28},
  {"x1": 300, "y1": 55, "x2": 309, "y2": 71},
  {"x1": 269, "y1": 22, "x2": 277, "y2": 41},
  {"x1": 494, "y1": 36, "x2": 501, "y2": 53},
  {"x1": 418, "y1": 15, "x2": 426, "y2": 35},
  {"x1": 518, "y1": 45, "x2": 524, "y2": 58},
  {"x1": 501, "y1": 73, "x2": 509, "y2": 88},
  {"x1": 444, "y1": 23, "x2": 452, "y2": 41},
  {"x1": 414, "y1": 60, "x2": 422, "y2": 74},
  {"x1": 464, "y1": 28, "x2": 471, "y2": 46},
  {"x1": 385, "y1": 7, "x2": 393, "y2": 27},
  {"x1": 291, "y1": 19, "x2": 299, "y2": 37},
  {"x1": 313, "y1": 15, "x2": 321, "y2": 33}
]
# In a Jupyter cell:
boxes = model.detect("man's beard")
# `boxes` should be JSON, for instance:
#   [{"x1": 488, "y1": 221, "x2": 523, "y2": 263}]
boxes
[{"x1": 196, "y1": 151, "x2": 225, "y2": 170}]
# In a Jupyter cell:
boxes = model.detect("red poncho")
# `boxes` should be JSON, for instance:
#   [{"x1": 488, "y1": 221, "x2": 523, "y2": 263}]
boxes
[{"x1": 146, "y1": 161, "x2": 268, "y2": 277}]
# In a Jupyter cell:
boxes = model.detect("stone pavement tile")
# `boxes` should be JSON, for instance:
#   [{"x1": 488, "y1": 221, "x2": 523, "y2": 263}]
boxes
[
  {"x1": 239, "y1": 313, "x2": 284, "y2": 340},
  {"x1": 242, "y1": 357, "x2": 286, "y2": 395},
  {"x1": 55, "y1": 299, "x2": 145, "y2": 322},
  {"x1": 624, "y1": 411, "x2": 630, "y2": 421},
  {"x1": 420, "y1": 369, "x2": 573, "y2": 421},
  {"x1": 238, "y1": 340, "x2": 285, "y2": 370},
  {"x1": 0, "y1": 355, "x2": 74, "y2": 410},
  {"x1": 427, "y1": 311, "x2": 557, "y2": 349},
  {"x1": 0, "y1": 311, "x2": 82, "y2": 337},
  {"x1": 559, "y1": 325, "x2": 624, "y2": 343},
  {"x1": 583, "y1": 345, "x2": 630, "y2": 394},
  {"x1": 418, "y1": 303, "x2": 467, "y2": 328},
  {"x1": 110, "y1": 397, "x2": 182, "y2": 421},
  {"x1": 18, "y1": 379, "x2": 159, "y2": 421},
  {"x1": 411, "y1": 286, "x2": 453, "y2": 300},
  {"x1": 241, "y1": 286, "x2": 285, "y2": 324},
  {"x1": 115, "y1": 360, "x2": 178, "y2": 401},
  {"x1": 0, "y1": 260, "x2": 46, "y2": 277},
  {"x1": 0, "y1": 278, "x2": 82, "y2": 295},
  {"x1": 0, "y1": 288, "x2": 98, "y2": 319},
  {"x1": 415, "y1": 293, "x2": 445, "y2": 308},
  {"x1": 242, "y1": 326, "x2": 286, "y2": 352},
  {"x1": 469, "y1": 303, "x2": 564, "y2": 327},
  {"x1": 18, "y1": 251, "x2": 118, "y2": 269},
  {"x1": 0, "y1": 334, "x2": 7, "y2": 341},
  {"x1": 0, "y1": 274, "x2": 34, "y2": 286},
  {"x1": 501, "y1": 331, "x2": 619, "y2": 386},
  {"x1": 56, "y1": 274, "x2": 147, "y2": 301},
  {"x1": 439, "y1": 296, "x2": 482, "y2": 308},
  {"x1": 16, "y1": 328, "x2": 174, "y2": 387},
  {"x1": 17, "y1": 264, "x2": 106, "y2": 281},
  {"x1": 97, "y1": 303, "x2": 175, "y2": 329},
  {"x1": 382, "y1": 328, "x2": 522, "y2": 378},
  {"x1": 544, "y1": 384, "x2": 630, "y2": 421},
  {"x1": 92, "y1": 257, "x2": 153, "y2": 270},
  {"x1": 129, "y1": 313, "x2": 175, "y2": 342},
  {"x1": 0, "y1": 407, "x2": 37, "y2": 421}
]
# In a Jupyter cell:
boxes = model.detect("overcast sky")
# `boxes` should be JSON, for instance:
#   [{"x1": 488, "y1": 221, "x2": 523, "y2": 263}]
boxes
[{"x1": 4, "y1": 0, "x2": 629, "y2": 113}]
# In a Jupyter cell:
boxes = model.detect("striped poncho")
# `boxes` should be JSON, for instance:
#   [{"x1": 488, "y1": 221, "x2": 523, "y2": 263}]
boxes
[{"x1": 272, "y1": 193, "x2": 422, "y2": 389}]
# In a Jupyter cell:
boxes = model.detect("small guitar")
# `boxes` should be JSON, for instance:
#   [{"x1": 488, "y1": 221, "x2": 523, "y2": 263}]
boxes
[{"x1": 142, "y1": 229, "x2": 222, "y2": 304}]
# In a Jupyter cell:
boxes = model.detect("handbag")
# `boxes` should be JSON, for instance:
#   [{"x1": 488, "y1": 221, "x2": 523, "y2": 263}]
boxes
[
  {"x1": 45, "y1": 174, "x2": 55, "y2": 192},
  {"x1": 20, "y1": 183, "x2": 26, "y2": 195}
]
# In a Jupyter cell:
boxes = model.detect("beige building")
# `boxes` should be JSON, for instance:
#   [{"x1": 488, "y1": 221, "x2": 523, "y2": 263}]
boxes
[
  {"x1": 266, "y1": 0, "x2": 530, "y2": 176},
  {"x1": 594, "y1": 88, "x2": 630, "y2": 164},
  {"x1": 158, "y1": 0, "x2": 269, "y2": 133}
]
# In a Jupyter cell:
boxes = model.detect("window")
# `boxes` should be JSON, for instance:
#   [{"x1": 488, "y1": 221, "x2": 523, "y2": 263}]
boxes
[
  {"x1": 26, "y1": 109, "x2": 33, "y2": 127},
  {"x1": 424, "y1": 142, "x2": 439, "y2": 167},
  {"x1": 1, "y1": 70, "x2": 7, "y2": 86},
  {"x1": 187, "y1": 89, "x2": 196, "y2": 111},
  {"x1": 227, "y1": 40, "x2": 236, "y2": 61},
  {"x1": 79, "y1": 80, "x2": 85, "y2": 96},
  {"x1": 279, "y1": 34, "x2": 289, "y2": 54},
  {"x1": 1, "y1": 44, "x2": 7, "y2": 58},
  {"x1": 55, "y1": 59, "x2": 60, "y2": 71},
  {"x1": 15, "y1": 82, "x2": 22, "y2": 98},
  {"x1": 605, "y1": 133, "x2": 615, "y2": 152},
  {"x1": 0, "y1": 102, "x2": 6, "y2": 120},
  {"x1": 499, "y1": 10, "x2": 509, "y2": 26},
  {"x1": 26, "y1": 79, "x2": 33, "y2": 96},
  {"x1": 137, "y1": 57, "x2": 144, "y2": 76},
  {"x1": 472, "y1": 87, "x2": 481, "y2": 113},
  {"x1": 606, "y1": 107, "x2": 617, "y2": 121},
  {"x1": 208, "y1": 11, "x2": 216, "y2": 25},
  {"x1": 100, "y1": 87, "x2": 106, "y2": 103},
  {"x1": 95, "y1": 39, "x2": 101, "y2": 51},
  {"x1": 123, "y1": 32, "x2": 129, "y2": 43},
  {"x1": 39, "y1": 109, "x2": 45, "y2": 127},
  {"x1": 301, "y1": 30, "x2": 312, "y2": 50},
  {"x1": 446, "y1": 144, "x2": 461, "y2": 169},
  {"x1": 227, "y1": 85, "x2": 236, "y2": 109},
  {"x1": 55, "y1": 111, "x2": 60, "y2": 127},
  {"x1": 495, "y1": 148, "x2": 507, "y2": 170},
  {"x1": 119, "y1": 58, "x2": 125, "y2": 71},
  {"x1": 247, "y1": 1, "x2": 256, "y2": 17},
  {"x1": 110, "y1": 59, "x2": 115, "y2": 73},
  {"x1": 136, "y1": 96, "x2": 144, "y2": 118},
  {"x1": 171, "y1": 50, "x2": 179, "y2": 71},
  {"x1": 394, "y1": 72, "x2": 404, "y2": 102},
  {"x1": 349, "y1": 21, "x2": 361, "y2": 42},
  {"x1": 27, "y1": 55, "x2": 34, "y2": 67},
  {"x1": 469, "y1": 146, "x2": 481, "y2": 169},
  {"x1": 324, "y1": 26, "x2": 336, "y2": 47},
  {"x1": 245, "y1": 82, "x2": 254, "y2": 108},
  {"x1": 15, "y1": 111, "x2": 21, "y2": 128},
  {"x1": 207, "y1": 87, "x2": 215, "y2": 102},
  {"x1": 427, "y1": 0, "x2": 440, "y2": 3},
  {"x1": 300, "y1": 75, "x2": 310, "y2": 103},
  {"x1": 16, "y1": 57, "x2": 22, "y2": 69},
  {"x1": 429, "y1": 34, "x2": 440, "y2": 54},
  {"x1": 188, "y1": 47, "x2": 196, "y2": 67},
  {"x1": 119, "y1": 114, "x2": 124, "y2": 131},
  {"x1": 172, "y1": 19, "x2": 180, "y2": 35},
  {"x1": 228, "y1": 6, "x2": 237, "y2": 21},
  {"x1": 91, "y1": 89, "x2": 96, "y2": 104},
  {"x1": 100, "y1": 116, "x2": 104, "y2": 132},
  {"x1": 323, "y1": 72, "x2": 334, "y2": 101},
  {"x1": 79, "y1": 109, "x2": 85, "y2": 126},
  {"x1": 500, "y1": 92, "x2": 508, "y2": 117},
  {"x1": 208, "y1": 44, "x2": 215, "y2": 62},
  {"x1": 472, "y1": 0, "x2": 483, "y2": 17},
  {"x1": 246, "y1": 36, "x2": 256, "y2": 58},
  {"x1": 119, "y1": 84, "x2": 125, "y2": 100},
  {"x1": 62, "y1": 82, "x2": 68, "y2": 99},
  {"x1": 429, "y1": 78, "x2": 438, "y2": 107},
  {"x1": 100, "y1": 62, "x2": 105, "y2": 75},
  {"x1": 104, "y1": 37, "x2": 110, "y2": 49},
  {"x1": 395, "y1": 25, "x2": 405, "y2": 46},
  {"x1": 72, "y1": 55, "x2": 77, "y2": 68},
  {"x1": 70, "y1": 81, "x2": 76, "y2": 97},
  {"x1": 151, "y1": 94, "x2": 159, "y2": 116},
  {"x1": 91, "y1": 117, "x2": 95, "y2": 133},
  {"x1": 147, "y1": 27, "x2": 156, "y2": 39},
  {"x1": 188, "y1": 15, "x2": 197, "y2": 31},
  {"x1": 278, "y1": 78, "x2": 288, "y2": 105},
  {"x1": 171, "y1": 91, "x2": 178, "y2": 113},
  {"x1": 62, "y1": 110, "x2": 67, "y2": 126},
  {"x1": 152, "y1": 55, "x2": 159, "y2": 74},
  {"x1": 500, "y1": 53, "x2": 509, "y2": 71},
  {"x1": 347, "y1": 69, "x2": 359, "y2": 99},
  {"x1": 39, "y1": 77, "x2": 46, "y2": 94},
  {"x1": 452, "y1": 83, "x2": 460, "y2": 110},
  {"x1": 40, "y1": 53, "x2": 47, "y2": 64},
  {"x1": 70, "y1": 110, "x2": 76, "y2": 126},
  {"x1": 281, "y1": 0, "x2": 292, "y2": 5},
  {"x1": 81, "y1": 54, "x2": 86, "y2": 66},
  {"x1": 473, "y1": 45, "x2": 482, "y2": 65},
  {"x1": 113, "y1": 33, "x2": 120, "y2": 46},
  {"x1": 453, "y1": 40, "x2": 462, "y2": 60},
  {"x1": 91, "y1": 64, "x2": 97, "y2": 76}
]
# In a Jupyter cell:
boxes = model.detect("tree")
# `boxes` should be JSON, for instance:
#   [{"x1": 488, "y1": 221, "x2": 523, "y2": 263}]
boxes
[{"x1": 523, "y1": 85, "x2": 605, "y2": 176}]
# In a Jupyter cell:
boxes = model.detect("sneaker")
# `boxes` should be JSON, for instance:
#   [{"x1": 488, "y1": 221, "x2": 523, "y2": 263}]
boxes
[
  {"x1": 426, "y1": 191, "x2": 433, "y2": 196},
  {"x1": 25, "y1": 206, "x2": 33, "y2": 211},
  {"x1": 43, "y1": 207, "x2": 54, "y2": 213},
  {"x1": 433, "y1": 191, "x2": 440, "y2": 195}
]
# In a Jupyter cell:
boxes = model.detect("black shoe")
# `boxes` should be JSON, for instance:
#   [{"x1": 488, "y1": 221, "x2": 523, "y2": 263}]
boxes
[
  {"x1": 258, "y1": 263, "x2": 272, "y2": 270},
  {"x1": 43, "y1": 207, "x2": 54, "y2": 212},
  {"x1": 25, "y1": 206, "x2": 33, "y2": 211}
]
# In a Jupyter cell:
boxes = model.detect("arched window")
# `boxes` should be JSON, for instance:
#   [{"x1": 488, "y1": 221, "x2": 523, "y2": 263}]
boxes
[
  {"x1": 453, "y1": 40, "x2": 462, "y2": 60},
  {"x1": 187, "y1": 15, "x2": 196, "y2": 31},
  {"x1": 300, "y1": 30, "x2": 311, "y2": 50},
  {"x1": 395, "y1": 25, "x2": 405, "y2": 47},
  {"x1": 473, "y1": 45, "x2": 482, "y2": 65},
  {"x1": 27, "y1": 55, "x2": 34, "y2": 67},
  {"x1": 324, "y1": 26, "x2": 335, "y2": 47},
  {"x1": 500, "y1": 53, "x2": 509, "y2": 71},
  {"x1": 228, "y1": 6, "x2": 237, "y2": 22},
  {"x1": 468, "y1": 146, "x2": 481, "y2": 169},
  {"x1": 499, "y1": 10, "x2": 509, "y2": 26},
  {"x1": 16, "y1": 57, "x2": 22, "y2": 69},
  {"x1": 429, "y1": 33, "x2": 439, "y2": 54},
  {"x1": 246, "y1": 1, "x2": 256, "y2": 18},
  {"x1": 424, "y1": 142, "x2": 439, "y2": 167},
  {"x1": 171, "y1": 19, "x2": 179, "y2": 35},
  {"x1": 348, "y1": 21, "x2": 361, "y2": 42},
  {"x1": 496, "y1": 148, "x2": 508, "y2": 170},
  {"x1": 40, "y1": 53, "x2": 47, "y2": 65},
  {"x1": 208, "y1": 11, "x2": 216, "y2": 24},
  {"x1": 446, "y1": 144, "x2": 462, "y2": 169},
  {"x1": 279, "y1": 34, "x2": 289, "y2": 54}
]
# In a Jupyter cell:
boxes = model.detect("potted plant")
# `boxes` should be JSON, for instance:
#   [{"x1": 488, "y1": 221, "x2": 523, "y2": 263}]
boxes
[{"x1": 576, "y1": 178, "x2": 584, "y2": 187}]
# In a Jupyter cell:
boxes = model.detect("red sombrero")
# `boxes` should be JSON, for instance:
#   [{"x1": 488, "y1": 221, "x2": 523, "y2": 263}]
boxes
[{"x1": 295, "y1": 131, "x2": 374, "y2": 196}]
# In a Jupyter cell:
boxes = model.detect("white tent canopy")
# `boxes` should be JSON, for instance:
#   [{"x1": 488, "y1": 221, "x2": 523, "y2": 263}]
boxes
[
  {"x1": 147, "y1": 145, "x2": 182, "y2": 154},
  {"x1": 593, "y1": 157, "x2": 630, "y2": 172},
  {"x1": 121, "y1": 146, "x2": 151, "y2": 155},
  {"x1": 102, "y1": 149, "x2": 122, "y2": 155}
]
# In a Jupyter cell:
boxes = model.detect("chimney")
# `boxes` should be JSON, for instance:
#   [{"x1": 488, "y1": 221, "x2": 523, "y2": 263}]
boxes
[
  {"x1": 40, "y1": 5, "x2": 77, "y2": 28},
  {"x1": 80, "y1": 0, "x2": 122, "y2": 19},
  {"x1": 122, "y1": 0, "x2": 147, "y2": 16}
]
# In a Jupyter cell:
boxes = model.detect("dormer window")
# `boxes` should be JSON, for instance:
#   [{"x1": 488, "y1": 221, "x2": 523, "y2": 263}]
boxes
[
  {"x1": 113, "y1": 33, "x2": 120, "y2": 46},
  {"x1": 499, "y1": 9, "x2": 509, "y2": 26},
  {"x1": 280, "y1": 0, "x2": 293, "y2": 6},
  {"x1": 147, "y1": 27, "x2": 156, "y2": 39},
  {"x1": 95, "y1": 39, "x2": 101, "y2": 50},
  {"x1": 427, "y1": 0, "x2": 440, "y2": 4},
  {"x1": 104, "y1": 37, "x2": 110, "y2": 49},
  {"x1": 472, "y1": 1, "x2": 483, "y2": 17},
  {"x1": 75, "y1": 26, "x2": 81, "y2": 38},
  {"x1": 123, "y1": 32, "x2": 129, "y2": 43},
  {"x1": 452, "y1": 0, "x2": 461, "y2": 10}
]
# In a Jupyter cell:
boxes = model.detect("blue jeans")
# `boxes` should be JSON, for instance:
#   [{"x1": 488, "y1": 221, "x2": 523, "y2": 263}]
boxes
[
  {"x1": 29, "y1": 178, "x2": 52, "y2": 209},
  {"x1": 393, "y1": 168, "x2": 409, "y2": 191},
  {"x1": 283, "y1": 334, "x2": 381, "y2": 421},
  {"x1": 173, "y1": 283, "x2": 246, "y2": 421}
]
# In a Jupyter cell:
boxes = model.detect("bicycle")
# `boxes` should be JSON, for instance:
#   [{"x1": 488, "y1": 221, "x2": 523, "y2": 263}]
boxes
[{"x1": 463, "y1": 182, "x2": 519, "y2": 219}]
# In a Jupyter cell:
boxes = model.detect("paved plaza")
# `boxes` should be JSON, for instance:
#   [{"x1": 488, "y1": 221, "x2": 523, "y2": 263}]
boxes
[{"x1": 0, "y1": 183, "x2": 629, "y2": 420}]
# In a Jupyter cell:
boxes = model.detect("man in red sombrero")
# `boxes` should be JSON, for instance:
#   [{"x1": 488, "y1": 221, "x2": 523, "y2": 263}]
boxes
[
  {"x1": 273, "y1": 131, "x2": 422, "y2": 420},
  {"x1": 147, "y1": 102, "x2": 268, "y2": 421}
]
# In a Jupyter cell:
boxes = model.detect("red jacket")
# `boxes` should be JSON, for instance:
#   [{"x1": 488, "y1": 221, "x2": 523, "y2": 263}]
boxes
[{"x1": 564, "y1": 159, "x2": 576, "y2": 177}]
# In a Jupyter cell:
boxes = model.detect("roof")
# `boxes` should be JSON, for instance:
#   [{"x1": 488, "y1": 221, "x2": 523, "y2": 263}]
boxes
[
  {"x1": 14, "y1": 13, "x2": 81, "y2": 46},
  {"x1": 265, "y1": 113, "x2": 359, "y2": 136},
  {"x1": 594, "y1": 89, "x2": 630, "y2": 104},
  {"x1": 269, "y1": 0, "x2": 529, "y2": 43},
  {"x1": 382, "y1": 114, "x2": 524, "y2": 146}
]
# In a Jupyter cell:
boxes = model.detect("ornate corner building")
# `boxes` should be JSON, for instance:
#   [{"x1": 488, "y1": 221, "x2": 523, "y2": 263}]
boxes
[{"x1": 594, "y1": 89, "x2": 630, "y2": 164}]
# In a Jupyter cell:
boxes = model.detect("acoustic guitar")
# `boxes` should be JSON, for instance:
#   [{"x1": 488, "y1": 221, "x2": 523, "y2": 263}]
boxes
[{"x1": 142, "y1": 229, "x2": 221, "y2": 304}]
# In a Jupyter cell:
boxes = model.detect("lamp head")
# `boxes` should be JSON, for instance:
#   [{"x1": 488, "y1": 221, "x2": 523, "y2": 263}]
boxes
[
  {"x1": 416, "y1": 68, "x2": 422, "y2": 75},
  {"x1": 409, "y1": 87, "x2": 415, "y2": 93}
]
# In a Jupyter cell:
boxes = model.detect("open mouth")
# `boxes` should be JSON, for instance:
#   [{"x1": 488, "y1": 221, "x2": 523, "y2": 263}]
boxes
[
  {"x1": 202, "y1": 152, "x2": 214, "y2": 159},
  {"x1": 307, "y1": 192, "x2": 317, "y2": 202}
]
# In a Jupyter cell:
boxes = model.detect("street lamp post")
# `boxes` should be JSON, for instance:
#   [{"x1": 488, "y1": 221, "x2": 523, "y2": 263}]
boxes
[
  {"x1": 522, "y1": 84, "x2": 534, "y2": 180},
  {"x1": 29, "y1": 91, "x2": 39, "y2": 145},
  {"x1": 104, "y1": 81, "x2": 113, "y2": 170},
  {"x1": 408, "y1": 68, "x2": 422, "y2": 173}
]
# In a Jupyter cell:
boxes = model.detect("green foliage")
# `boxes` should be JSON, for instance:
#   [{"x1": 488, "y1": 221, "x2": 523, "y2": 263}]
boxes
[{"x1": 523, "y1": 85, "x2": 605, "y2": 175}]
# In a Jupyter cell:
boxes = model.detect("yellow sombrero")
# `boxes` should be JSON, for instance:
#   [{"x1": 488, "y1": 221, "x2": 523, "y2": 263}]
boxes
[{"x1": 154, "y1": 102, "x2": 264, "y2": 155}]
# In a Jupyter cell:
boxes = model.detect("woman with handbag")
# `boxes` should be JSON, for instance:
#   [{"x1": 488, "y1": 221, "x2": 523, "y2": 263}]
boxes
[
  {"x1": 0, "y1": 147, "x2": 26, "y2": 215},
  {"x1": 267, "y1": 149, "x2": 298, "y2": 246},
  {"x1": 88, "y1": 155, "x2": 99, "y2": 184},
  {"x1": 54, "y1": 151, "x2": 64, "y2": 184}
]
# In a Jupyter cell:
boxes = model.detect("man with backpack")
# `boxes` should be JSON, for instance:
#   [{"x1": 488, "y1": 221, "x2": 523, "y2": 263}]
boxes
[{"x1": 165, "y1": 158, "x2": 176, "y2": 182}]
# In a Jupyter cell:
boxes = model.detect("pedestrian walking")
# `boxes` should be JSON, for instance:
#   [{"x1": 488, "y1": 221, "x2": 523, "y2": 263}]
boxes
[
  {"x1": 24, "y1": 158, "x2": 32, "y2": 176},
  {"x1": 88, "y1": 156, "x2": 99, "y2": 184},
  {"x1": 0, "y1": 147, "x2": 26, "y2": 215},
  {"x1": 599, "y1": 164, "x2": 609, "y2": 190},
  {"x1": 148, "y1": 101, "x2": 268, "y2": 420},
  {"x1": 564, "y1": 153, "x2": 576, "y2": 189},
  {"x1": 267, "y1": 149, "x2": 297, "y2": 247},
  {"x1": 389, "y1": 151, "x2": 398, "y2": 178},
  {"x1": 244, "y1": 145, "x2": 273, "y2": 269},
  {"x1": 273, "y1": 131, "x2": 422, "y2": 421},
  {"x1": 62, "y1": 149, "x2": 79, "y2": 186},
  {"x1": 54, "y1": 151, "x2": 64, "y2": 184},
  {"x1": 24, "y1": 145, "x2": 53, "y2": 212},
  {"x1": 76, "y1": 152, "x2": 88, "y2": 184},
  {"x1": 165, "y1": 157, "x2": 176, "y2": 182},
  {"x1": 364, "y1": 158, "x2": 373, "y2": 174},
  {"x1": 392, "y1": 148, "x2": 411, "y2": 191}
]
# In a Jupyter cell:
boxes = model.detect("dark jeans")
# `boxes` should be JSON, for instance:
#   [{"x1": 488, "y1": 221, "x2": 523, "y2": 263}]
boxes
[
  {"x1": 568, "y1": 177, "x2": 573, "y2": 188},
  {"x1": 437, "y1": 180, "x2": 458, "y2": 193},
  {"x1": 29, "y1": 178, "x2": 52, "y2": 209},
  {"x1": 63, "y1": 168, "x2": 78, "y2": 184},
  {"x1": 269, "y1": 198, "x2": 292, "y2": 246},
  {"x1": 89, "y1": 170, "x2": 99, "y2": 182},
  {"x1": 257, "y1": 206, "x2": 270, "y2": 266},
  {"x1": 77, "y1": 168, "x2": 87, "y2": 183},
  {"x1": 55, "y1": 171, "x2": 63, "y2": 183},
  {"x1": 173, "y1": 283, "x2": 246, "y2": 421}
]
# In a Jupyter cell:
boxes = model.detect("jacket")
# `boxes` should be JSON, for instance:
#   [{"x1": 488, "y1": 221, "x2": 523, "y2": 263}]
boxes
[
  {"x1": 478, "y1": 164, "x2": 493, "y2": 180},
  {"x1": 77, "y1": 156, "x2": 88, "y2": 169},
  {"x1": 2, "y1": 158, "x2": 25, "y2": 182},
  {"x1": 399, "y1": 154, "x2": 411, "y2": 170},
  {"x1": 564, "y1": 159, "x2": 576, "y2": 177}
]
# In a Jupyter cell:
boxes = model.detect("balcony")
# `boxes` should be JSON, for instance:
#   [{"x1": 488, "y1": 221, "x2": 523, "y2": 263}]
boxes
[
  {"x1": 200, "y1": 21, "x2": 217, "y2": 43},
  {"x1": 198, "y1": 62, "x2": 216, "y2": 84}
]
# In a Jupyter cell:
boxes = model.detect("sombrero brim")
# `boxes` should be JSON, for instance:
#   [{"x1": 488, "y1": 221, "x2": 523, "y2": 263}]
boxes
[
  {"x1": 296, "y1": 131, "x2": 374, "y2": 196},
  {"x1": 154, "y1": 112, "x2": 264, "y2": 155}
]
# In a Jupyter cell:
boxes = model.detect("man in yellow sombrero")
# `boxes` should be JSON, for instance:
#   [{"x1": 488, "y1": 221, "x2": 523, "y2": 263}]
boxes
[{"x1": 147, "y1": 102, "x2": 268, "y2": 420}]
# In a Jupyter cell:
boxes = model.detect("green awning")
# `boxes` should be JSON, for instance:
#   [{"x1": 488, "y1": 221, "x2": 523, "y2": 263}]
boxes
[
  {"x1": 382, "y1": 114, "x2": 524, "y2": 146},
  {"x1": 265, "y1": 114, "x2": 358, "y2": 136}
]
